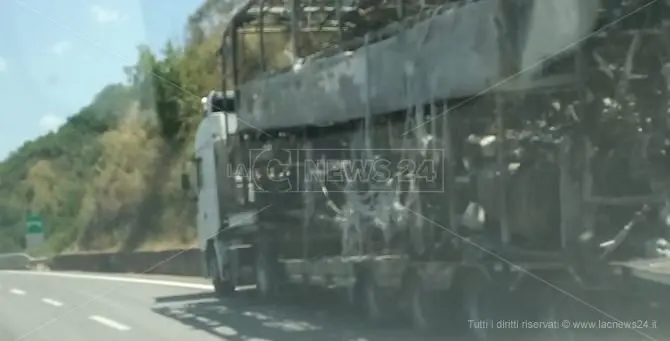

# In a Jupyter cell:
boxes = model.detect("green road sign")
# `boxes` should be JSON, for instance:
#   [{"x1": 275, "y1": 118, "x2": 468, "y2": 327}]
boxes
[{"x1": 26, "y1": 213, "x2": 44, "y2": 235}]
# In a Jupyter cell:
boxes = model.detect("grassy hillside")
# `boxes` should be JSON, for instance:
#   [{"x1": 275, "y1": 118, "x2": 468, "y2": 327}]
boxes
[
  {"x1": 0, "y1": 0, "x2": 229, "y2": 254},
  {"x1": 0, "y1": 0, "x2": 345, "y2": 254}
]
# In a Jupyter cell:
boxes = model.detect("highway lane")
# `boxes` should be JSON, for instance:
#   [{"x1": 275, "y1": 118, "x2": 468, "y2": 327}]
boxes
[
  {"x1": 0, "y1": 270, "x2": 668, "y2": 341},
  {"x1": 0, "y1": 271, "x2": 220, "y2": 341},
  {"x1": 0, "y1": 270, "x2": 427, "y2": 341}
]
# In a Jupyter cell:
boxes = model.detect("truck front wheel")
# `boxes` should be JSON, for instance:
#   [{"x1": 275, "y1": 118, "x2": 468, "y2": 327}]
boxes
[{"x1": 209, "y1": 256, "x2": 234, "y2": 296}]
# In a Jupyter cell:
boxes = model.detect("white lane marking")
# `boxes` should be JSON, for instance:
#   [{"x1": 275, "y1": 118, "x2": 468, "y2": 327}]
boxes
[
  {"x1": 41, "y1": 298, "x2": 63, "y2": 307},
  {"x1": 0, "y1": 271, "x2": 213, "y2": 290},
  {"x1": 89, "y1": 315, "x2": 131, "y2": 331},
  {"x1": 10, "y1": 289, "x2": 25, "y2": 295}
]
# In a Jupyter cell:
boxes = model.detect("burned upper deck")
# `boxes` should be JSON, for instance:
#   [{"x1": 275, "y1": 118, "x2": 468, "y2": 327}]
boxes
[{"x1": 230, "y1": 0, "x2": 601, "y2": 132}]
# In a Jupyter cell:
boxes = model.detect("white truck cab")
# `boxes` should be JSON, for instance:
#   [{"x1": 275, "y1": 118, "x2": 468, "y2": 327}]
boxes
[
  {"x1": 183, "y1": 90, "x2": 243, "y2": 291},
  {"x1": 193, "y1": 91, "x2": 237, "y2": 251}
]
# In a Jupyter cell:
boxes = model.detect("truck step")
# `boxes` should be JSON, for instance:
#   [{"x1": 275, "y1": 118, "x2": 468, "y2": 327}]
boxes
[{"x1": 228, "y1": 243, "x2": 253, "y2": 250}]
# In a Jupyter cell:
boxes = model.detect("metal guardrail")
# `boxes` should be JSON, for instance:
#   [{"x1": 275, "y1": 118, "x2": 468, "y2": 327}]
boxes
[
  {"x1": 0, "y1": 249, "x2": 202, "y2": 275},
  {"x1": 0, "y1": 253, "x2": 49, "y2": 270},
  {"x1": 0, "y1": 249, "x2": 201, "y2": 275}
]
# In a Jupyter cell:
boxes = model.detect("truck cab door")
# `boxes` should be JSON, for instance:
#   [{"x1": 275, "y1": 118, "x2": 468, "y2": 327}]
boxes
[{"x1": 195, "y1": 150, "x2": 222, "y2": 252}]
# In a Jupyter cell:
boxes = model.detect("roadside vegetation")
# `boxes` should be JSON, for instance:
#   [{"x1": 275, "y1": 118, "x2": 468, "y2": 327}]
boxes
[{"x1": 0, "y1": 0, "x2": 233, "y2": 254}]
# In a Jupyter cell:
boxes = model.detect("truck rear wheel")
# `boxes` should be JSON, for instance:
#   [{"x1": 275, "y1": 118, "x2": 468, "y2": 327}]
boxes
[
  {"x1": 407, "y1": 273, "x2": 442, "y2": 333},
  {"x1": 361, "y1": 273, "x2": 396, "y2": 325},
  {"x1": 463, "y1": 272, "x2": 497, "y2": 341}
]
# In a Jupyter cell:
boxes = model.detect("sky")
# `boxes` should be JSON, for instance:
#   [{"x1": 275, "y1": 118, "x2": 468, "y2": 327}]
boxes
[{"x1": 0, "y1": 0, "x2": 205, "y2": 160}]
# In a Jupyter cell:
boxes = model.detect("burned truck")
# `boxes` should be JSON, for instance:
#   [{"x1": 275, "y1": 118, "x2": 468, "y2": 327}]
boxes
[{"x1": 183, "y1": 0, "x2": 670, "y2": 338}]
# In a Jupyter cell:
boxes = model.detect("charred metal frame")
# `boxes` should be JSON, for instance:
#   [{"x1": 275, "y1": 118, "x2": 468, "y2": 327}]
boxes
[
  {"x1": 215, "y1": 0, "x2": 670, "y2": 268},
  {"x1": 191, "y1": 3, "x2": 670, "y2": 336}
]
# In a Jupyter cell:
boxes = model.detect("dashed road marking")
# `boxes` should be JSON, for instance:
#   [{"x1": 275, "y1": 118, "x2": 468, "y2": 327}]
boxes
[
  {"x1": 42, "y1": 298, "x2": 63, "y2": 307},
  {"x1": 10, "y1": 289, "x2": 25, "y2": 295},
  {"x1": 89, "y1": 315, "x2": 130, "y2": 331}
]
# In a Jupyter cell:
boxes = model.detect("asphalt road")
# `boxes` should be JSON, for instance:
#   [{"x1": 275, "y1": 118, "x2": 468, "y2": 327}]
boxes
[
  {"x1": 0, "y1": 270, "x2": 668, "y2": 341},
  {"x1": 0, "y1": 270, "x2": 426, "y2": 341}
]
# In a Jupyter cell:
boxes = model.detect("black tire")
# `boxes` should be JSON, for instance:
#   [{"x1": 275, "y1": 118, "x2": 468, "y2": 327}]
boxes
[
  {"x1": 209, "y1": 257, "x2": 234, "y2": 297},
  {"x1": 543, "y1": 298, "x2": 578, "y2": 341},
  {"x1": 463, "y1": 272, "x2": 532, "y2": 341},
  {"x1": 463, "y1": 273, "x2": 496, "y2": 341},
  {"x1": 407, "y1": 273, "x2": 443, "y2": 333},
  {"x1": 361, "y1": 273, "x2": 396, "y2": 325},
  {"x1": 346, "y1": 277, "x2": 363, "y2": 311},
  {"x1": 541, "y1": 283, "x2": 581, "y2": 341},
  {"x1": 255, "y1": 248, "x2": 279, "y2": 301}
]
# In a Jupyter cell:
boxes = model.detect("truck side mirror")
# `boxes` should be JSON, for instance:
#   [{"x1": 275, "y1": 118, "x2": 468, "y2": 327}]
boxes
[{"x1": 181, "y1": 173, "x2": 191, "y2": 192}]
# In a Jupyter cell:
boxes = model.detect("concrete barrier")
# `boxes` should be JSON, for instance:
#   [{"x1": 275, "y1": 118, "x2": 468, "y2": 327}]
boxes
[{"x1": 47, "y1": 249, "x2": 204, "y2": 276}]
